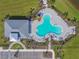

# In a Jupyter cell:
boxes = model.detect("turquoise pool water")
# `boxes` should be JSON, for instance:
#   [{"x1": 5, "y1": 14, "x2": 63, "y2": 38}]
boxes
[{"x1": 36, "y1": 14, "x2": 62, "y2": 37}]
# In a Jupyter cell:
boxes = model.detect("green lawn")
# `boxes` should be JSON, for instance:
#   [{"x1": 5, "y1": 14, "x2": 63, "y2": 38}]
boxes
[
  {"x1": 54, "y1": 0, "x2": 79, "y2": 20},
  {"x1": 63, "y1": 35, "x2": 79, "y2": 59},
  {"x1": 0, "y1": 0, "x2": 39, "y2": 47},
  {"x1": 11, "y1": 43, "x2": 23, "y2": 49},
  {"x1": 51, "y1": 35, "x2": 79, "y2": 59}
]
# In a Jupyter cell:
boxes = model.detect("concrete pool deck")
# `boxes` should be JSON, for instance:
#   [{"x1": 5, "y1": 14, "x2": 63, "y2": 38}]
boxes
[{"x1": 32, "y1": 8, "x2": 76, "y2": 42}]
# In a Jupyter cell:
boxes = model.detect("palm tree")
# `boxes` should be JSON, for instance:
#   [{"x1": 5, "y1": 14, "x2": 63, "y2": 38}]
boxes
[
  {"x1": 51, "y1": 0, "x2": 56, "y2": 7},
  {"x1": 30, "y1": 8, "x2": 35, "y2": 16},
  {"x1": 63, "y1": 11, "x2": 68, "y2": 19},
  {"x1": 51, "y1": 0, "x2": 56, "y2": 4},
  {"x1": 72, "y1": 17, "x2": 77, "y2": 22},
  {"x1": 14, "y1": 49, "x2": 19, "y2": 57}
]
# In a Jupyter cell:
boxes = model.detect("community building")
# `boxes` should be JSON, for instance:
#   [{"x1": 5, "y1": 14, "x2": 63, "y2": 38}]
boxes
[{"x1": 4, "y1": 16, "x2": 32, "y2": 42}]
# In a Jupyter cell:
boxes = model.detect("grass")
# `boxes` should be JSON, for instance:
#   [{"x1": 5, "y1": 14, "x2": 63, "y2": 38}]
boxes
[
  {"x1": 54, "y1": 0, "x2": 79, "y2": 20},
  {"x1": 11, "y1": 43, "x2": 23, "y2": 49},
  {"x1": 63, "y1": 35, "x2": 79, "y2": 59},
  {"x1": 51, "y1": 35, "x2": 79, "y2": 59},
  {"x1": 0, "y1": 0, "x2": 39, "y2": 47}
]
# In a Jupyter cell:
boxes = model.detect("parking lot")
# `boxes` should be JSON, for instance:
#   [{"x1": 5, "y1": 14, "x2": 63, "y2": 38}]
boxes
[{"x1": 0, "y1": 49, "x2": 54, "y2": 59}]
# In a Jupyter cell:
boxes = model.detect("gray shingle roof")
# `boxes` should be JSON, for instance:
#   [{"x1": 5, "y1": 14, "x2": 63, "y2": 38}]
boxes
[
  {"x1": 6, "y1": 20, "x2": 28, "y2": 29},
  {"x1": 5, "y1": 16, "x2": 32, "y2": 39}
]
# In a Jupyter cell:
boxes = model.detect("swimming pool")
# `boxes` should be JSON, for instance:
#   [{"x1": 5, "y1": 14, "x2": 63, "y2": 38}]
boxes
[{"x1": 36, "y1": 14, "x2": 62, "y2": 37}]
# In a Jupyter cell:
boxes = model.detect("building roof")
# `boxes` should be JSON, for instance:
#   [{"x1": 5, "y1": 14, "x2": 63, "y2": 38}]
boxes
[
  {"x1": 5, "y1": 16, "x2": 32, "y2": 39},
  {"x1": 6, "y1": 20, "x2": 28, "y2": 29}
]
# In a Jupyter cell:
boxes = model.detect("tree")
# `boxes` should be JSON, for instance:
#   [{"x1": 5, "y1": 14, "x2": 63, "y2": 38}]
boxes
[
  {"x1": 51, "y1": 0, "x2": 56, "y2": 4},
  {"x1": 63, "y1": 11, "x2": 68, "y2": 19},
  {"x1": 50, "y1": 0, "x2": 56, "y2": 8},
  {"x1": 72, "y1": 17, "x2": 77, "y2": 22},
  {"x1": 27, "y1": 7, "x2": 35, "y2": 17},
  {"x1": 14, "y1": 49, "x2": 19, "y2": 57}
]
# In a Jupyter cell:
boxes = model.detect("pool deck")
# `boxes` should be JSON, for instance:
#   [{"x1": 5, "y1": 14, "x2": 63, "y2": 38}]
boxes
[
  {"x1": 32, "y1": 8, "x2": 76, "y2": 42},
  {"x1": 32, "y1": 20, "x2": 45, "y2": 42}
]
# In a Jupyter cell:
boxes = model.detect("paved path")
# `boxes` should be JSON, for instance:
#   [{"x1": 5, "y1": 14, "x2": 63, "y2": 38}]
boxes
[
  {"x1": 0, "y1": 47, "x2": 3, "y2": 50},
  {"x1": 48, "y1": 36, "x2": 51, "y2": 49}
]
